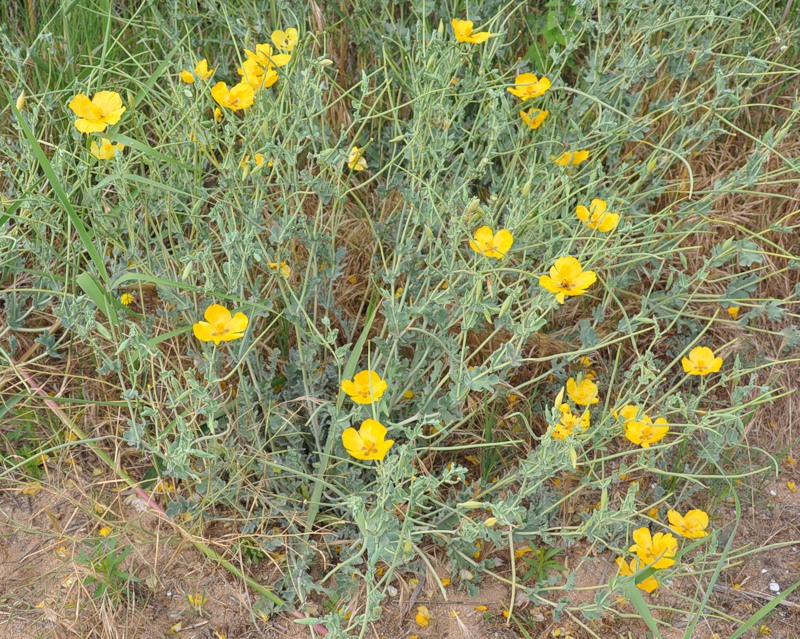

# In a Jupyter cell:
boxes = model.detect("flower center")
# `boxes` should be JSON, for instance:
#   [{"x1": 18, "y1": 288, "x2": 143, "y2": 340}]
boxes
[
  {"x1": 211, "y1": 322, "x2": 230, "y2": 337},
  {"x1": 560, "y1": 279, "x2": 574, "y2": 291},
  {"x1": 361, "y1": 441, "x2": 378, "y2": 455}
]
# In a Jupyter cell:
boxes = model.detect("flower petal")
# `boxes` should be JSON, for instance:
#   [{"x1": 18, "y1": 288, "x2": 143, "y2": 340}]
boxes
[
  {"x1": 360, "y1": 419, "x2": 387, "y2": 442},
  {"x1": 193, "y1": 321, "x2": 213, "y2": 342},
  {"x1": 204, "y1": 304, "x2": 232, "y2": 324},
  {"x1": 227, "y1": 312, "x2": 249, "y2": 334},
  {"x1": 69, "y1": 94, "x2": 102, "y2": 119}
]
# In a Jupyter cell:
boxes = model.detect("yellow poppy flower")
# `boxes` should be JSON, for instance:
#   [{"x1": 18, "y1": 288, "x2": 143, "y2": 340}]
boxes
[
  {"x1": 187, "y1": 593, "x2": 207, "y2": 608},
  {"x1": 268, "y1": 261, "x2": 291, "y2": 277},
  {"x1": 214, "y1": 107, "x2": 223, "y2": 122},
  {"x1": 240, "y1": 153, "x2": 266, "y2": 170},
  {"x1": 566, "y1": 377, "x2": 599, "y2": 405},
  {"x1": 616, "y1": 557, "x2": 660, "y2": 593},
  {"x1": 348, "y1": 146, "x2": 368, "y2": 171},
  {"x1": 415, "y1": 605, "x2": 433, "y2": 627},
  {"x1": 667, "y1": 509, "x2": 709, "y2": 539},
  {"x1": 629, "y1": 527, "x2": 677, "y2": 569},
  {"x1": 240, "y1": 43, "x2": 290, "y2": 90},
  {"x1": 625, "y1": 416, "x2": 669, "y2": 448},
  {"x1": 210, "y1": 81, "x2": 255, "y2": 110},
  {"x1": 553, "y1": 149, "x2": 590, "y2": 166},
  {"x1": 341, "y1": 370, "x2": 388, "y2": 404},
  {"x1": 451, "y1": 19, "x2": 494, "y2": 44},
  {"x1": 68, "y1": 91, "x2": 126, "y2": 134},
  {"x1": 238, "y1": 57, "x2": 279, "y2": 90},
  {"x1": 271, "y1": 28, "x2": 299, "y2": 52},
  {"x1": 180, "y1": 59, "x2": 214, "y2": 83},
  {"x1": 681, "y1": 346, "x2": 723, "y2": 376},
  {"x1": 342, "y1": 419, "x2": 394, "y2": 461},
  {"x1": 576, "y1": 198, "x2": 619, "y2": 232},
  {"x1": 727, "y1": 306, "x2": 740, "y2": 319},
  {"x1": 507, "y1": 73, "x2": 550, "y2": 100},
  {"x1": 539, "y1": 256, "x2": 597, "y2": 304},
  {"x1": 520, "y1": 108, "x2": 548, "y2": 129},
  {"x1": 551, "y1": 403, "x2": 590, "y2": 440},
  {"x1": 193, "y1": 304, "x2": 249, "y2": 344},
  {"x1": 403, "y1": 389, "x2": 415, "y2": 399},
  {"x1": 469, "y1": 226, "x2": 513, "y2": 259},
  {"x1": 120, "y1": 293, "x2": 134, "y2": 306},
  {"x1": 613, "y1": 404, "x2": 641, "y2": 423},
  {"x1": 98, "y1": 526, "x2": 112, "y2": 537},
  {"x1": 90, "y1": 138, "x2": 124, "y2": 160},
  {"x1": 246, "y1": 42, "x2": 291, "y2": 68}
]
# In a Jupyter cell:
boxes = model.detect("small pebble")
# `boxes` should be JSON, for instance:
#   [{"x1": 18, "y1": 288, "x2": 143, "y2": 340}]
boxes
[{"x1": 769, "y1": 580, "x2": 781, "y2": 594}]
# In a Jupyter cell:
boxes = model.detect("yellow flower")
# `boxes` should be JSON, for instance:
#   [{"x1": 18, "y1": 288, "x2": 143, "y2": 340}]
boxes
[
  {"x1": 613, "y1": 404, "x2": 641, "y2": 423},
  {"x1": 90, "y1": 138, "x2": 124, "y2": 160},
  {"x1": 451, "y1": 19, "x2": 494, "y2": 44},
  {"x1": 238, "y1": 57, "x2": 279, "y2": 90},
  {"x1": 629, "y1": 527, "x2": 678, "y2": 569},
  {"x1": 576, "y1": 198, "x2": 619, "y2": 232},
  {"x1": 187, "y1": 593, "x2": 207, "y2": 608},
  {"x1": 514, "y1": 546, "x2": 532, "y2": 559},
  {"x1": 403, "y1": 389, "x2": 415, "y2": 399},
  {"x1": 681, "y1": 346, "x2": 723, "y2": 376},
  {"x1": 551, "y1": 403, "x2": 590, "y2": 440},
  {"x1": 788, "y1": 481, "x2": 797, "y2": 492},
  {"x1": 240, "y1": 153, "x2": 266, "y2": 171},
  {"x1": 616, "y1": 557, "x2": 660, "y2": 593},
  {"x1": 727, "y1": 306, "x2": 740, "y2": 319},
  {"x1": 211, "y1": 81, "x2": 255, "y2": 110},
  {"x1": 507, "y1": 73, "x2": 551, "y2": 100},
  {"x1": 180, "y1": 59, "x2": 214, "y2": 83},
  {"x1": 268, "y1": 261, "x2": 291, "y2": 277},
  {"x1": 16, "y1": 91, "x2": 26, "y2": 111},
  {"x1": 68, "y1": 91, "x2": 126, "y2": 133},
  {"x1": 474, "y1": 605, "x2": 488, "y2": 612},
  {"x1": 271, "y1": 28, "x2": 299, "y2": 52},
  {"x1": 341, "y1": 369, "x2": 388, "y2": 404},
  {"x1": 238, "y1": 43, "x2": 290, "y2": 90},
  {"x1": 667, "y1": 509, "x2": 709, "y2": 538},
  {"x1": 98, "y1": 526, "x2": 112, "y2": 537},
  {"x1": 120, "y1": 293, "x2": 134, "y2": 306},
  {"x1": 520, "y1": 108, "x2": 548, "y2": 129},
  {"x1": 625, "y1": 416, "x2": 669, "y2": 448},
  {"x1": 214, "y1": 107, "x2": 223, "y2": 122},
  {"x1": 566, "y1": 377, "x2": 599, "y2": 405},
  {"x1": 415, "y1": 605, "x2": 432, "y2": 627},
  {"x1": 348, "y1": 146, "x2": 368, "y2": 171},
  {"x1": 469, "y1": 226, "x2": 513, "y2": 259},
  {"x1": 246, "y1": 43, "x2": 292, "y2": 68},
  {"x1": 342, "y1": 419, "x2": 394, "y2": 460},
  {"x1": 553, "y1": 149, "x2": 590, "y2": 166},
  {"x1": 539, "y1": 256, "x2": 597, "y2": 303},
  {"x1": 193, "y1": 304, "x2": 249, "y2": 344}
]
